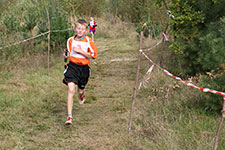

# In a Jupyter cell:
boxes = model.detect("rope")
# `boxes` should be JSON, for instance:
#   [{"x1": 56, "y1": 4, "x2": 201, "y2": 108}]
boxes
[
  {"x1": 139, "y1": 49, "x2": 225, "y2": 98},
  {"x1": 0, "y1": 28, "x2": 73, "y2": 50}
]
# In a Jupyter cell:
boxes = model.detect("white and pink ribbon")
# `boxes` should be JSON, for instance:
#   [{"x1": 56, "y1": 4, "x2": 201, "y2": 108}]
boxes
[
  {"x1": 139, "y1": 49, "x2": 225, "y2": 100},
  {"x1": 0, "y1": 28, "x2": 72, "y2": 50},
  {"x1": 139, "y1": 64, "x2": 155, "y2": 89}
]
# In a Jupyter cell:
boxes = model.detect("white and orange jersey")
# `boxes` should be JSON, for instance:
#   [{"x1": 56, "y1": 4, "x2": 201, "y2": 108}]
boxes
[{"x1": 67, "y1": 35, "x2": 98, "y2": 65}]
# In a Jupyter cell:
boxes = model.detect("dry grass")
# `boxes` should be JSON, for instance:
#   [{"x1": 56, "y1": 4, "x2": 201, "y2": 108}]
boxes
[
  {"x1": 0, "y1": 19, "x2": 225, "y2": 150},
  {"x1": 95, "y1": 17, "x2": 138, "y2": 40}
]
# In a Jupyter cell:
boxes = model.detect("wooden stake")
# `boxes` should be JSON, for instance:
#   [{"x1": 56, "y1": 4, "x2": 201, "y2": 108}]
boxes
[
  {"x1": 128, "y1": 31, "x2": 143, "y2": 133},
  {"x1": 46, "y1": 6, "x2": 50, "y2": 76},
  {"x1": 213, "y1": 99, "x2": 225, "y2": 150}
]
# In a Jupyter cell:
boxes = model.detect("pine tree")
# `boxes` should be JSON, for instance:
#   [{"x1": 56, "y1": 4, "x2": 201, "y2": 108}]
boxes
[{"x1": 168, "y1": 0, "x2": 225, "y2": 75}]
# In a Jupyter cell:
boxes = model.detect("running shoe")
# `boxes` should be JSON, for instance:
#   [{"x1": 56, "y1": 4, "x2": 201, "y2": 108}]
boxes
[
  {"x1": 79, "y1": 94, "x2": 85, "y2": 104},
  {"x1": 65, "y1": 117, "x2": 72, "y2": 125}
]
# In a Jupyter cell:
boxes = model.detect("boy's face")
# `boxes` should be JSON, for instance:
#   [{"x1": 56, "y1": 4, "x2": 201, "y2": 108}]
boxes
[{"x1": 75, "y1": 23, "x2": 87, "y2": 38}]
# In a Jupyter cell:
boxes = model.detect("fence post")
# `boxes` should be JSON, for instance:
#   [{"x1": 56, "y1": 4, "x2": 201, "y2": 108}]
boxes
[
  {"x1": 128, "y1": 31, "x2": 143, "y2": 133},
  {"x1": 46, "y1": 6, "x2": 50, "y2": 76},
  {"x1": 213, "y1": 99, "x2": 225, "y2": 150}
]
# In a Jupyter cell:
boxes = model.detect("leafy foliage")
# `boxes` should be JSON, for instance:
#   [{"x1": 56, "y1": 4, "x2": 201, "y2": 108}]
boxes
[
  {"x1": 200, "y1": 71, "x2": 225, "y2": 112},
  {"x1": 0, "y1": 0, "x2": 72, "y2": 57},
  {"x1": 38, "y1": 4, "x2": 70, "y2": 51},
  {"x1": 168, "y1": 0, "x2": 225, "y2": 75},
  {"x1": 58, "y1": 0, "x2": 105, "y2": 17},
  {"x1": 3, "y1": 14, "x2": 21, "y2": 32},
  {"x1": 198, "y1": 17, "x2": 225, "y2": 71},
  {"x1": 162, "y1": 0, "x2": 225, "y2": 112},
  {"x1": 109, "y1": 0, "x2": 167, "y2": 23}
]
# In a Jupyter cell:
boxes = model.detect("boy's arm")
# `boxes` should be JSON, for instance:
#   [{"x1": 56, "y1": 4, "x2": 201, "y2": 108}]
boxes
[
  {"x1": 63, "y1": 48, "x2": 70, "y2": 59},
  {"x1": 72, "y1": 46, "x2": 94, "y2": 59},
  {"x1": 64, "y1": 38, "x2": 72, "y2": 59},
  {"x1": 93, "y1": 21, "x2": 97, "y2": 27},
  {"x1": 72, "y1": 37, "x2": 98, "y2": 59},
  {"x1": 89, "y1": 40, "x2": 98, "y2": 59}
]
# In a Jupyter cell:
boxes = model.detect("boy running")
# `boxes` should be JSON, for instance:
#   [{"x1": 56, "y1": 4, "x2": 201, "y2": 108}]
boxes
[
  {"x1": 63, "y1": 19, "x2": 98, "y2": 125},
  {"x1": 88, "y1": 17, "x2": 97, "y2": 42}
]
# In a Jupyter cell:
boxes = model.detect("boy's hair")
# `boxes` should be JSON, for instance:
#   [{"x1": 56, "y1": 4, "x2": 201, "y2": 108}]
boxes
[{"x1": 75, "y1": 19, "x2": 88, "y2": 29}]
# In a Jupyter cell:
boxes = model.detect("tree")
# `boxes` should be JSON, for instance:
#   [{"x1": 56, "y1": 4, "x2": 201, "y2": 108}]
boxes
[
  {"x1": 57, "y1": 0, "x2": 105, "y2": 18},
  {"x1": 155, "y1": 0, "x2": 225, "y2": 111},
  {"x1": 109, "y1": 0, "x2": 168, "y2": 23},
  {"x1": 168, "y1": 0, "x2": 225, "y2": 75},
  {"x1": 38, "y1": 2, "x2": 70, "y2": 52}
]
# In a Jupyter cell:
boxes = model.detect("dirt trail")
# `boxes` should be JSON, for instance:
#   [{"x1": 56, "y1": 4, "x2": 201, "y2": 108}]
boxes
[{"x1": 57, "y1": 38, "x2": 139, "y2": 149}]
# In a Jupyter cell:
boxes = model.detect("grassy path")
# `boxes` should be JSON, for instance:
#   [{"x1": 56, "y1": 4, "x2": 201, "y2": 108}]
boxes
[
  {"x1": 59, "y1": 37, "x2": 139, "y2": 149},
  {"x1": 0, "y1": 37, "x2": 140, "y2": 150},
  {"x1": 1, "y1": 35, "x2": 225, "y2": 150}
]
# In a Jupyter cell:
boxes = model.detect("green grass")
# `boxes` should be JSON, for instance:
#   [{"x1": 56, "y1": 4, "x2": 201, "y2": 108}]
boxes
[{"x1": 0, "y1": 24, "x2": 225, "y2": 150}]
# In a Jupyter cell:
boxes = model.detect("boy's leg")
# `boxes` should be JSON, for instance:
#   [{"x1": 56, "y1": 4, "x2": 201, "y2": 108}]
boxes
[
  {"x1": 90, "y1": 31, "x2": 94, "y2": 42},
  {"x1": 77, "y1": 65, "x2": 89, "y2": 104},
  {"x1": 78, "y1": 88, "x2": 84, "y2": 95},
  {"x1": 67, "y1": 82, "x2": 76, "y2": 115},
  {"x1": 65, "y1": 82, "x2": 76, "y2": 125},
  {"x1": 78, "y1": 88, "x2": 85, "y2": 104}
]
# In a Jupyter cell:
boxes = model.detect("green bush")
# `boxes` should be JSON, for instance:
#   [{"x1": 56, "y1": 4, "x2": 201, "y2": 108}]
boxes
[
  {"x1": 168, "y1": 0, "x2": 225, "y2": 75},
  {"x1": 198, "y1": 18, "x2": 225, "y2": 71},
  {"x1": 38, "y1": 5, "x2": 70, "y2": 52},
  {"x1": 200, "y1": 71, "x2": 225, "y2": 112},
  {"x1": 3, "y1": 14, "x2": 20, "y2": 32}
]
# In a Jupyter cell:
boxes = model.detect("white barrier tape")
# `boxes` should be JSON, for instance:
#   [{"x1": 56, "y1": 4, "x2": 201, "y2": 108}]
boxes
[
  {"x1": 0, "y1": 31, "x2": 50, "y2": 50},
  {"x1": 0, "y1": 28, "x2": 73, "y2": 50},
  {"x1": 147, "y1": 64, "x2": 155, "y2": 74},
  {"x1": 167, "y1": 10, "x2": 174, "y2": 19},
  {"x1": 139, "y1": 49, "x2": 155, "y2": 64},
  {"x1": 163, "y1": 69, "x2": 201, "y2": 90},
  {"x1": 165, "y1": 87, "x2": 170, "y2": 98},
  {"x1": 143, "y1": 65, "x2": 155, "y2": 88},
  {"x1": 139, "y1": 64, "x2": 155, "y2": 90},
  {"x1": 138, "y1": 82, "x2": 143, "y2": 90},
  {"x1": 51, "y1": 28, "x2": 73, "y2": 33},
  {"x1": 200, "y1": 88, "x2": 225, "y2": 97},
  {"x1": 143, "y1": 39, "x2": 163, "y2": 51},
  {"x1": 139, "y1": 76, "x2": 154, "y2": 89},
  {"x1": 164, "y1": 69, "x2": 225, "y2": 97},
  {"x1": 139, "y1": 49, "x2": 225, "y2": 99},
  {"x1": 163, "y1": 32, "x2": 169, "y2": 41}
]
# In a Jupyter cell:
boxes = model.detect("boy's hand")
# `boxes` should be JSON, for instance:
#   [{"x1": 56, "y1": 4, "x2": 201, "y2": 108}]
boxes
[
  {"x1": 72, "y1": 46, "x2": 83, "y2": 53},
  {"x1": 63, "y1": 53, "x2": 67, "y2": 58},
  {"x1": 72, "y1": 46, "x2": 93, "y2": 59},
  {"x1": 63, "y1": 50, "x2": 69, "y2": 58}
]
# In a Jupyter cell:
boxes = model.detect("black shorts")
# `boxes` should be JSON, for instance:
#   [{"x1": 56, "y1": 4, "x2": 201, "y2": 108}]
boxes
[{"x1": 63, "y1": 62, "x2": 90, "y2": 89}]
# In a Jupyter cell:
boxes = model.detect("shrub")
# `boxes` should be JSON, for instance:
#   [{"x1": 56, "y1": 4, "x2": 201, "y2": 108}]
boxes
[
  {"x1": 168, "y1": 0, "x2": 225, "y2": 75},
  {"x1": 200, "y1": 71, "x2": 225, "y2": 112},
  {"x1": 37, "y1": 5, "x2": 70, "y2": 52}
]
